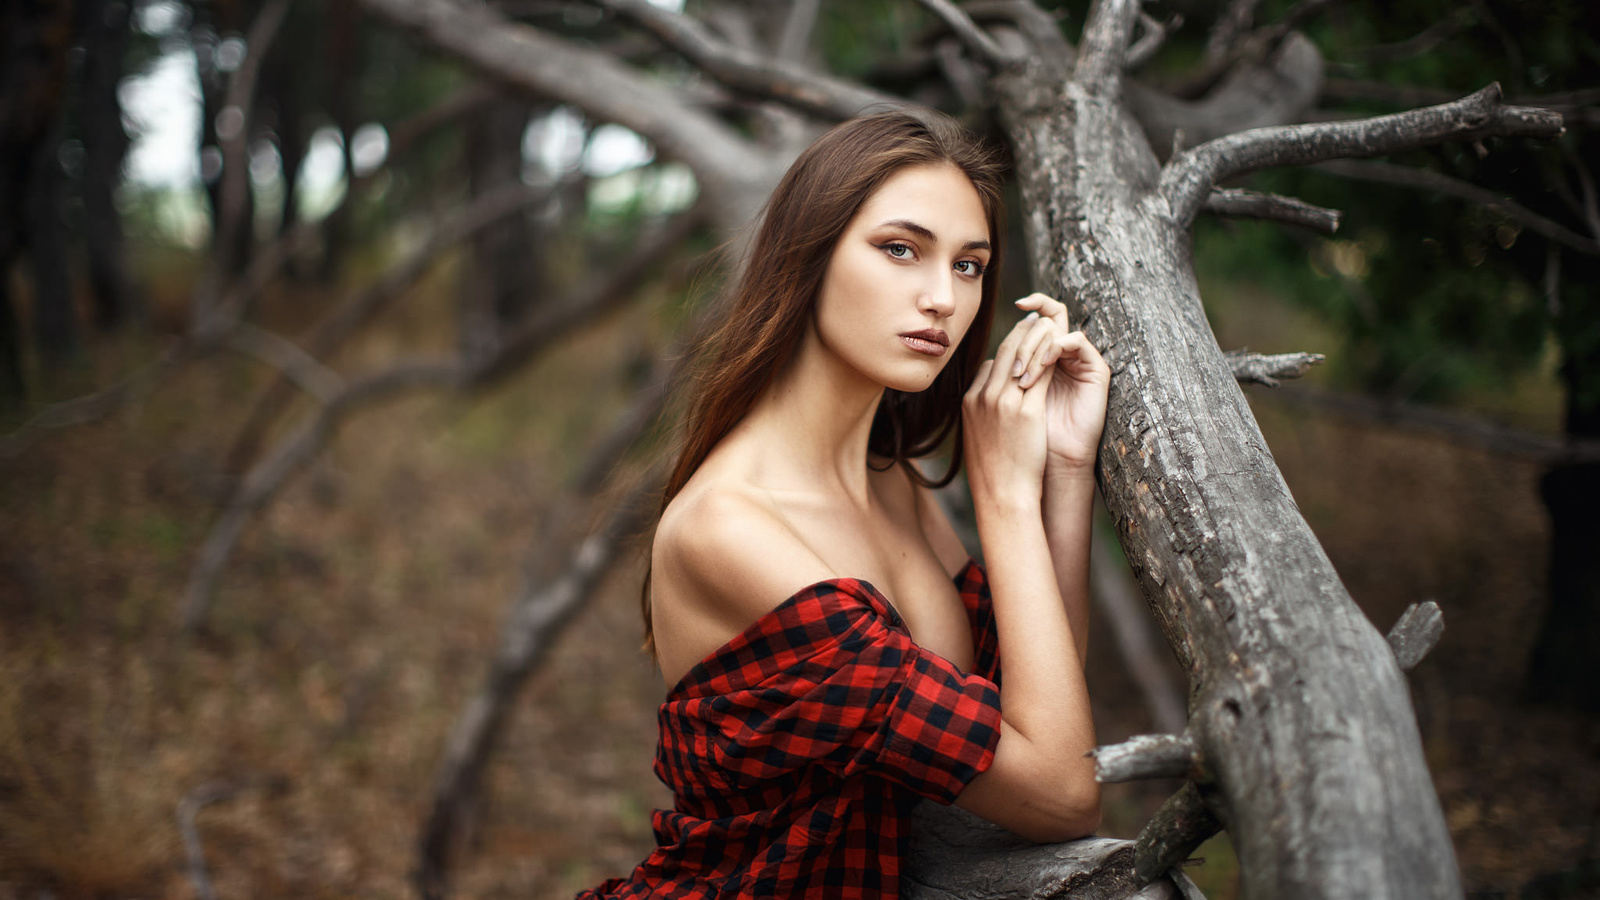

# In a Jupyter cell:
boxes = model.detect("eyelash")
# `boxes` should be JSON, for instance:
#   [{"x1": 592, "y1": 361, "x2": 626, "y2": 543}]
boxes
[{"x1": 877, "y1": 242, "x2": 987, "y2": 277}]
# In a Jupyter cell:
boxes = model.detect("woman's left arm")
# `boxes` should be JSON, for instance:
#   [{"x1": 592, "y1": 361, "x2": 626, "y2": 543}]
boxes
[{"x1": 1011, "y1": 293, "x2": 1110, "y2": 671}]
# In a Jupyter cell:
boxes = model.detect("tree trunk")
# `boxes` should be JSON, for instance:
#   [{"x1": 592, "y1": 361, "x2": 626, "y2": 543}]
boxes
[
  {"x1": 991, "y1": 24, "x2": 1461, "y2": 900},
  {"x1": 78, "y1": 0, "x2": 142, "y2": 331}
]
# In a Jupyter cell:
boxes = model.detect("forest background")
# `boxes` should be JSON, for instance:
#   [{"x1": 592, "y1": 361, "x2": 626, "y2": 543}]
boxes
[{"x1": 2, "y1": 0, "x2": 1598, "y2": 897}]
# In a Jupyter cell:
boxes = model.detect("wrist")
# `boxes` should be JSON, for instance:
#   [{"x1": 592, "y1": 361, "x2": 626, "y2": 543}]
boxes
[{"x1": 1044, "y1": 458, "x2": 1098, "y2": 489}]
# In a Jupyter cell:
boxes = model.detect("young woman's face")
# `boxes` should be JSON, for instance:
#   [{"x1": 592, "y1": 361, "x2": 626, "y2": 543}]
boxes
[{"x1": 813, "y1": 163, "x2": 992, "y2": 394}]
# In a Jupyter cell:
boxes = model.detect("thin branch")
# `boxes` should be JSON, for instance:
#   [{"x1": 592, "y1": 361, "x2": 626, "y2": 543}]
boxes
[
  {"x1": 1073, "y1": 0, "x2": 1140, "y2": 97},
  {"x1": 910, "y1": 0, "x2": 1015, "y2": 68},
  {"x1": 224, "y1": 324, "x2": 345, "y2": 403},
  {"x1": 1160, "y1": 83, "x2": 1566, "y2": 227},
  {"x1": 1125, "y1": 11, "x2": 1180, "y2": 72},
  {"x1": 223, "y1": 181, "x2": 556, "y2": 473},
  {"x1": 179, "y1": 360, "x2": 463, "y2": 631},
  {"x1": 193, "y1": 0, "x2": 293, "y2": 326},
  {"x1": 1313, "y1": 159, "x2": 1600, "y2": 256},
  {"x1": 183, "y1": 206, "x2": 704, "y2": 630},
  {"x1": 1089, "y1": 732, "x2": 1199, "y2": 783},
  {"x1": 776, "y1": 0, "x2": 821, "y2": 63},
  {"x1": 1226, "y1": 349, "x2": 1326, "y2": 387},
  {"x1": 1386, "y1": 601, "x2": 1444, "y2": 672},
  {"x1": 1204, "y1": 0, "x2": 1262, "y2": 63},
  {"x1": 1205, "y1": 189, "x2": 1341, "y2": 234},
  {"x1": 1562, "y1": 142, "x2": 1600, "y2": 241},
  {"x1": 358, "y1": 0, "x2": 771, "y2": 227},
  {"x1": 1133, "y1": 782, "x2": 1223, "y2": 885},
  {"x1": 1254, "y1": 383, "x2": 1600, "y2": 466},
  {"x1": 1329, "y1": 8, "x2": 1473, "y2": 67},
  {"x1": 587, "y1": 0, "x2": 900, "y2": 121},
  {"x1": 1166, "y1": 0, "x2": 1335, "y2": 100}
]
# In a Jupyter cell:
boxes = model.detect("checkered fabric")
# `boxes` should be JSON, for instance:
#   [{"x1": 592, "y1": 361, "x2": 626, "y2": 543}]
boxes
[{"x1": 575, "y1": 560, "x2": 1003, "y2": 899}]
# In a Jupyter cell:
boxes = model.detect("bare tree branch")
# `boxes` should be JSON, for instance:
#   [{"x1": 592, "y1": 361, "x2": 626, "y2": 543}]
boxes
[
  {"x1": 358, "y1": 0, "x2": 776, "y2": 227},
  {"x1": 910, "y1": 0, "x2": 1015, "y2": 68},
  {"x1": 776, "y1": 0, "x2": 821, "y2": 63},
  {"x1": 1313, "y1": 159, "x2": 1600, "y2": 255},
  {"x1": 1328, "y1": 9, "x2": 1473, "y2": 68},
  {"x1": 1254, "y1": 383, "x2": 1600, "y2": 466},
  {"x1": 179, "y1": 780, "x2": 248, "y2": 900},
  {"x1": 223, "y1": 181, "x2": 557, "y2": 473},
  {"x1": 1225, "y1": 348, "x2": 1327, "y2": 387},
  {"x1": 1090, "y1": 732, "x2": 1199, "y2": 783},
  {"x1": 183, "y1": 206, "x2": 703, "y2": 630},
  {"x1": 179, "y1": 360, "x2": 463, "y2": 631},
  {"x1": 1160, "y1": 83, "x2": 1566, "y2": 227},
  {"x1": 1125, "y1": 11, "x2": 1180, "y2": 72},
  {"x1": 224, "y1": 324, "x2": 346, "y2": 402},
  {"x1": 416, "y1": 470, "x2": 660, "y2": 900},
  {"x1": 1127, "y1": 32, "x2": 1323, "y2": 155},
  {"x1": 1134, "y1": 782, "x2": 1222, "y2": 885},
  {"x1": 587, "y1": 0, "x2": 900, "y2": 122},
  {"x1": 1204, "y1": 0, "x2": 1262, "y2": 63},
  {"x1": 1074, "y1": 0, "x2": 1140, "y2": 97},
  {"x1": 1205, "y1": 188, "x2": 1341, "y2": 234},
  {"x1": 192, "y1": 0, "x2": 293, "y2": 326}
]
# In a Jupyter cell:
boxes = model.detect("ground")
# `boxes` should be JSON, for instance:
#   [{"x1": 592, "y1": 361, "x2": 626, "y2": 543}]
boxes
[{"x1": 1, "y1": 260, "x2": 1597, "y2": 899}]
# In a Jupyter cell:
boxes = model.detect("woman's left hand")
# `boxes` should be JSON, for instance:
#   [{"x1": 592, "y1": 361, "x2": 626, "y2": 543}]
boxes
[{"x1": 1010, "y1": 293, "x2": 1111, "y2": 475}]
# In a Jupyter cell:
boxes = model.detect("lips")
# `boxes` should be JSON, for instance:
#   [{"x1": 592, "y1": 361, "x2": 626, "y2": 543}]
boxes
[{"x1": 899, "y1": 328, "x2": 949, "y2": 357}]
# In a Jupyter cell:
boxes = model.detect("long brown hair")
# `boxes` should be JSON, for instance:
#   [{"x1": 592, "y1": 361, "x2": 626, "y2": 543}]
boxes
[{"x1": 644, "y1": 108, "x2": 1006, "y2": 652}]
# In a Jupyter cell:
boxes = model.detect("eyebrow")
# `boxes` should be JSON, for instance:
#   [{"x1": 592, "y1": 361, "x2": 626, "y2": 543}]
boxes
[{"x1": 878, "y1": 218, "x2": 991, "y2": 253}]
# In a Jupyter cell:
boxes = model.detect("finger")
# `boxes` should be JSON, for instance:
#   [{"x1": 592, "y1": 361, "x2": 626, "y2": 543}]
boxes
[
  {"x1": 1009, "y1": 314, "x2": 1058, "y2": 380},
  {"x1": 987, "y1": 312, "x2": 1037, "y2": 397},
  {"x1": 1018, "y1": 328, "x2": 1067, "y2": 390},
  {"x1": 1053, "y1": 331, "x2": 1112, "y2": 382},
  {"x1": 1013, "y1": 292, "x2": 1071, "y2": 329},
  {"x1": 967, "y1": 359, "x2": 995, "y2": 399}
]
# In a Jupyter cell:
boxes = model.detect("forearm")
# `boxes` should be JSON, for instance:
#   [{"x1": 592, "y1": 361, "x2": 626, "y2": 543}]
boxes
[
  {"x1": 972, "y1": 488, "x2": 1095, "y2": 758},
  {"x1": 1042, "y1": 464, "x2": 1096, "y2": 669}
]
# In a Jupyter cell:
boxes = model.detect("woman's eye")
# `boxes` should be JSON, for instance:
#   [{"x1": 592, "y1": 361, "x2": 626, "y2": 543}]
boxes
[
  {"x1": 881, "y1": 242, "x2": 912, "y2": 259},
  {"x1": 955, "y1": 260, "x2": 987, "y2": 277}
]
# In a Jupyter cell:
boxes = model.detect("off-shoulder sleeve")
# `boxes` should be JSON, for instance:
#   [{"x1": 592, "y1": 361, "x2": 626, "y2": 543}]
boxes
[{"x1": 677, "y1": 578, "x2": 1001, "y2": 806}]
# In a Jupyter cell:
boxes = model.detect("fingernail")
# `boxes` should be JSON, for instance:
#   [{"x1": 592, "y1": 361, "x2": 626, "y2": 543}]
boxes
[
  {"x1": 1024, "y1": 311, "x2": 1039, "y2": 321},
  {"x1": 1019, "y1": 373, "x2": 1032, "y2": 388},
  {"x1": 1011, "y1": 359, "x2": 1024, "y2": 377}
]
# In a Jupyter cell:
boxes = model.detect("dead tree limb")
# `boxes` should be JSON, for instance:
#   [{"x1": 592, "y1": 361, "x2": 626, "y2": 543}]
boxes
[
  {"x1": 1161, "y1": 83, "x2": 1566, "y2": 227},
  {"x1": 910, "y1": 0, "x2": 1016, "y2": 68},
  {"x1": 182, "y1": 208, "x2": 702, "y2": 631},
  {"x1": 588, "y1": 0, "x2": 900, "y2": 120},
  {"x1": 1225, "y1": 349, "x2": 1325, "y2": 387},
  {"x1": 1090, "y1": 733, "x2": 1200, "y2": 783}
]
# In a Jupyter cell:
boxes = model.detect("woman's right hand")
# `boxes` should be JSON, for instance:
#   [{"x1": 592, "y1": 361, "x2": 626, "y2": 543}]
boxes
[{"x1": 962, "y1": 310, "x2": 1071, "y2": 508}]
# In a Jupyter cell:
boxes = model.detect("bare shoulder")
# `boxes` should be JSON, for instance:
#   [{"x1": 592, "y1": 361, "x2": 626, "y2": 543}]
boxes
[{"x1": 651, "y1": 484, "x2": 835, "y2": 677}]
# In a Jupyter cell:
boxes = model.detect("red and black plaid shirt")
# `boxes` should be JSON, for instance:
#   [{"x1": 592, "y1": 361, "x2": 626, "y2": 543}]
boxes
[{"x1": 576, "y1": 560, "x2": 1003, "y2": 899}]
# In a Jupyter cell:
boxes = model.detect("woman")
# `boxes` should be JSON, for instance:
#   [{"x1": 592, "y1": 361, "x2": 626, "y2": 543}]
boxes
[{"x1": 579, "y1": 109, "x2": 1108, "y2": 899}]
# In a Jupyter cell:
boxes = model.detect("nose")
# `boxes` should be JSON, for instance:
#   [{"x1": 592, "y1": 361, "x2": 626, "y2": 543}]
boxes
[{"x1": 918, "y1": 268, "x2": 958, "y2": 319}]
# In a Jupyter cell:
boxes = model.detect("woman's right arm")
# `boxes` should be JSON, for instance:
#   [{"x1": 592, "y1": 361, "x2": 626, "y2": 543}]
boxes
[{"x1": 953, "y1": 311, "x2": 1103, "y2": 843}]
